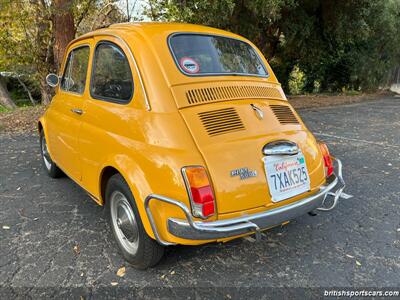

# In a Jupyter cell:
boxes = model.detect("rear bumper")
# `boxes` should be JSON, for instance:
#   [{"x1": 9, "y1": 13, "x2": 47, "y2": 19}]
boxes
[{"x1": 145, "y1": 158, "x2": 347, "y2": 246}]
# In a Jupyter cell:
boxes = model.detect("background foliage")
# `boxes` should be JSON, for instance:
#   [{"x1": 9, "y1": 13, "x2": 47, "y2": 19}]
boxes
[
  {"x1": 147, "y1": 0, "x2": 400, "y2": 93},
  {"x1": 0, "y1": 0, "x2": 399, "y2": 108}
]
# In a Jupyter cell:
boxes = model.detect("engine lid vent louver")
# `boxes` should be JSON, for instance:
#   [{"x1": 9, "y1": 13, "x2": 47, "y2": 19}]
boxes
[
  {"x1": 269, "y1": 105, "x2": 299, "y2": 125},
  {"x1": 186, "y1": 86, "x2": 283, "y2": 105},
  {"x1": 199, "y1": 108, "x2": 245, "y2": 137}
]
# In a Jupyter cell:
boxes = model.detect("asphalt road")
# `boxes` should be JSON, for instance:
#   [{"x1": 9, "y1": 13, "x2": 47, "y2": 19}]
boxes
[{"x1": 1, "y1": 96, "x2": 399, "y2": 299}]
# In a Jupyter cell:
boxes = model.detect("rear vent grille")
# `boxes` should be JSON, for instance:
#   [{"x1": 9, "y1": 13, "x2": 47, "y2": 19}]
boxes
[
  {"x1": 198, "y1": 108, "x2": 245, "y2": 136},
  {"x1": 269, "y1": 105, "x2": 299, "y2": 125},
  {"x1": 186, "y1": 86, "x2": 282, "y2": 104}
]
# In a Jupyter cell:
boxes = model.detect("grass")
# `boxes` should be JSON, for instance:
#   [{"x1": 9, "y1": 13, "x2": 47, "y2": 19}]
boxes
[
  {"x1": 0, "y1": 102, "x2": 36, "y2": 114},
  {"x1": 0, "y1": 105, "x2": 10, "y2": 113}
]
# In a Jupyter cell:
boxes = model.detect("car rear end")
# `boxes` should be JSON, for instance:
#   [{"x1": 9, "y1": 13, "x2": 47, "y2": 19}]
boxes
[{"x1": 143, "y1": 28, "x2": 347, "y2": 245}]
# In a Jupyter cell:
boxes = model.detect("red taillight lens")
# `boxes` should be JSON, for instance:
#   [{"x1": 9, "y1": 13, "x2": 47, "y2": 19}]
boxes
[
  {"x1": 182, "y1": 166, "x2": 215, "y2": 219},
  {"x1": 319, "y1": 143, "x2": 334, "y2": 177}
]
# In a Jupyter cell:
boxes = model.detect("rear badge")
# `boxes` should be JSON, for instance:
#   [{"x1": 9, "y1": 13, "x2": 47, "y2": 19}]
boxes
[{"x1": 231, "y1": 168, "x2": 257, "y2": 180}]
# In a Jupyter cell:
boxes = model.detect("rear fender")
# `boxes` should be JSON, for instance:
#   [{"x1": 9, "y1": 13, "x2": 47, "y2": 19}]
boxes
[{"x1": 99, "y1": 154, "x2": 193, "y2": 242}]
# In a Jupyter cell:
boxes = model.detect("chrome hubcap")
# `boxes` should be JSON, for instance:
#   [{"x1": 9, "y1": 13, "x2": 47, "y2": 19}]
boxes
[
  {"x1": 110, "y1": 191, "x2": 139, "y2": 254},
  {"x1": 41, "y1": 136, "x2": 52, "y2": 170}
]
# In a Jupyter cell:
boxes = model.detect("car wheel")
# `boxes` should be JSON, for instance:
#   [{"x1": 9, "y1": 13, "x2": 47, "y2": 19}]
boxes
[
  {"x1": 39, "y1": 131, "x2": 63, "y2": 178},
  {"x1": 106, "y1": 174, "x2": 164, "y2": 269}
]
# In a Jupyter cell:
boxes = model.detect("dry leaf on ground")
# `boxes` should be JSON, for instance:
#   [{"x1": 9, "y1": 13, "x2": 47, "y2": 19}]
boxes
[
  {"x1": 116, "y1": 267, "x2": 126, "y2": 277},
  {"x1": 73, "y1": 245, "x2": 80, "y2": 255}
]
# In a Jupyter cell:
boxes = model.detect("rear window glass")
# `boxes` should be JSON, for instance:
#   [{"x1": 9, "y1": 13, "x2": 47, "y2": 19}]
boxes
[{"x1": 169, "y1": 34, "x2": 268, "y2": 77}]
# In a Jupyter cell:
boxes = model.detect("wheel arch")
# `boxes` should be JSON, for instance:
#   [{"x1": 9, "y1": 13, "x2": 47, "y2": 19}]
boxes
[
  {"x1": 98, "y1": 159, "x2": 156, "y2": 239},
  {"x1": 37, "y1": 117, "x2": 55, "y2": 157},
  {"x1": 38, "y1": 120, "x2": 43, "y2": 133},
  {"x1": 99, "y1": 166, "x2": 120, "y2": 205}
]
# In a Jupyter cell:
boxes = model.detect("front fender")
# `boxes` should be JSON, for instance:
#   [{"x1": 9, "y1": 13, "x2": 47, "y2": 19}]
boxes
[{"x1": 38, "y1": 114, "x2": 55, "y2": 158}]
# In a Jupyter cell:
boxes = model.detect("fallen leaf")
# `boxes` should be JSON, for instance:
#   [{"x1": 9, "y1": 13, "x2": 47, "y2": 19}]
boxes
[
  {"x1": 116, "y1": 267, "x2": 126, "y2": 277},
  {"x1": 73, "y1": 245, "x2": 80, "y2": 255},
  {"x1": 111, "y1": 282, "x2": 118, "y2": 286},
  {"x1": 356, "y1": 260, "x2": 361, "y2": 266},
  {"x1": 161, "y1": 274, "x2": 167, "y2": 279},
  {"x1": 170, "y1": 270, "x2": 175, "y2": 275},
  {"x1": 2, "y1": 225, "x2": 10, "y2": 230},
  {"x1": 346, "y1": 254, "x2": 355, "y2": 259}
]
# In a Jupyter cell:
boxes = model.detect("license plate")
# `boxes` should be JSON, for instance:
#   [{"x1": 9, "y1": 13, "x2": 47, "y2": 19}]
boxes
[{"x1": 262, "y1": 152, "x2": 310, "y2": 202}]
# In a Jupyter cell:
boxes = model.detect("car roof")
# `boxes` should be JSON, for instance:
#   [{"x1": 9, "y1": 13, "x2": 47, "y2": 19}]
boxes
[{"x1": 69, "y1": 22, "x2": 246, "y2": 47}]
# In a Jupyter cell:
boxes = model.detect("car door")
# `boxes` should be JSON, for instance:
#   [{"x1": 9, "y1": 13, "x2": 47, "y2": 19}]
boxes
[
  {"x1": 46, "y1": 42, "x2": 91, "y2": 181},
  {"x1": 78, "y1": 37, "x2": 139, "y2": 198}
]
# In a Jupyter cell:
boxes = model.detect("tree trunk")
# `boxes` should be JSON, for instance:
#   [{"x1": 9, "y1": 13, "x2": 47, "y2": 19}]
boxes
[
  {"x1": 39, "y1": 77, "x2": 53, "y2": 105},
  {"x1": 53, "y1": 0, "x2": 75, "y2": 71},
  {"x1": 0, "y1": 76, "x2": 16, "y2": 109}
]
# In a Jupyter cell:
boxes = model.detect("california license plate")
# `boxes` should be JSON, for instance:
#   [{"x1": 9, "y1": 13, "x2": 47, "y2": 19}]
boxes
[{"x1": 262, "y1": 152, "x2": 310, "y2": 202}]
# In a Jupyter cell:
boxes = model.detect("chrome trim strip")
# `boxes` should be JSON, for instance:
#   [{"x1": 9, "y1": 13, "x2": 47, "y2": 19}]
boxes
[
  {"x1": 262, "y1": 140, "x2": 299, "y2": 156},
  {"x1": 144, "y1": 158, "x2": 347, "y2": 245}
]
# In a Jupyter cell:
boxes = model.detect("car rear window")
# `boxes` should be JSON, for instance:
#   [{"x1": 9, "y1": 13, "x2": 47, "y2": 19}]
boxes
[{"x1": 169, "y1": 34, "x2": 268, "y2": 77}]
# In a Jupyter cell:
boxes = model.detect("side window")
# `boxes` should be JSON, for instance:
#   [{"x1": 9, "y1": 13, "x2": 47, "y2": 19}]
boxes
[
  {"x1": 60, "y1": 46, "x2": 90, "y2": 94},
  {"x1": 91, "y1": 42, "x2": 133, "y2": 103}
]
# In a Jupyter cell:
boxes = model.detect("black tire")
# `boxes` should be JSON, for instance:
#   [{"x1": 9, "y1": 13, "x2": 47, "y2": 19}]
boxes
[
  {"x1": 106, "y1": 174, "x2": 164, "y2": 269},
  {"x1": 39, "y1": 130, "x2": 63, "y2": 178}
]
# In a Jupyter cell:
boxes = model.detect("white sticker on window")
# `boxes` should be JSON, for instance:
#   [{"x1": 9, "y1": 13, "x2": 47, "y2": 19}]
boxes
[{"x1": 179, "y1": 57, "x2": 200, "y2": 74}]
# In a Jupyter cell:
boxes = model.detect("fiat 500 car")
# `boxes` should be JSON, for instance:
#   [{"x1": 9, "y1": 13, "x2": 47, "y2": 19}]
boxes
[{"x1": 39, "y1": 23, "x2": 348, "y2": 269}]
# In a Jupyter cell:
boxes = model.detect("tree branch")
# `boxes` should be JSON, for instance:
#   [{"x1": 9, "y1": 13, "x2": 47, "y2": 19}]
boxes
[{"x1": 75, "y1": 0, "x2": 96, "y2": 30}]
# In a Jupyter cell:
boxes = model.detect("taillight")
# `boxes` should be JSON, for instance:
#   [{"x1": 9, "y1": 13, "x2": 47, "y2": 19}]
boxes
[
  {"x1": 182, "y1": 166, "x2": 215, "y2": 219},
  {"x1": 319, "y1": 143, "x2": 334, "y2": 177}
]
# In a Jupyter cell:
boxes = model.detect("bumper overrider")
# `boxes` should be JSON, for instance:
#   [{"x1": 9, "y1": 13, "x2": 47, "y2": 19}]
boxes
[{"x1": 144, "y1": 158, "x2": 348, "y2": 246}]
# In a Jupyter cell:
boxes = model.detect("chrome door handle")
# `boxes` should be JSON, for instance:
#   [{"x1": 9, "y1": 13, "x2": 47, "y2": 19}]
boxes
[{"x1": 71, "y1": 108, "x2": 83, "y2": 115}]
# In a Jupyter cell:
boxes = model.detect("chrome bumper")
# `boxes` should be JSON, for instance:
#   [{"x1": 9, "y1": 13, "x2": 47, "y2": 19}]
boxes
[{"x1": 145, "y1": 158, "x2": 348, "y2": 246}]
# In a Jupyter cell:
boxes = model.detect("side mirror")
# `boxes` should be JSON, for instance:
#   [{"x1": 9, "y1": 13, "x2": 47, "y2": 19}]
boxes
[{"x1": 46, "y1": 73, "x2": 59, "y2": 87}]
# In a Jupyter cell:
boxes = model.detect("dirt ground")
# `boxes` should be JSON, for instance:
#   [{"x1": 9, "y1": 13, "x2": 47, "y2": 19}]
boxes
[
  {"x1": 0, "y1": 105, "x2": 46, "y2": 134},
  {"x1": 0, "y1": 91, "x2": 395, "y2": 134},
  {"x1": 288, "y1": 91, "x2": 394, "y2": 109}
]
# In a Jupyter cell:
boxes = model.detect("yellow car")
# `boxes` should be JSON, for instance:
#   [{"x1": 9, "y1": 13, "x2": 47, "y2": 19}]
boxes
[{"x1": 40, "y1": 23, "x2": 347, "y2": 269}]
